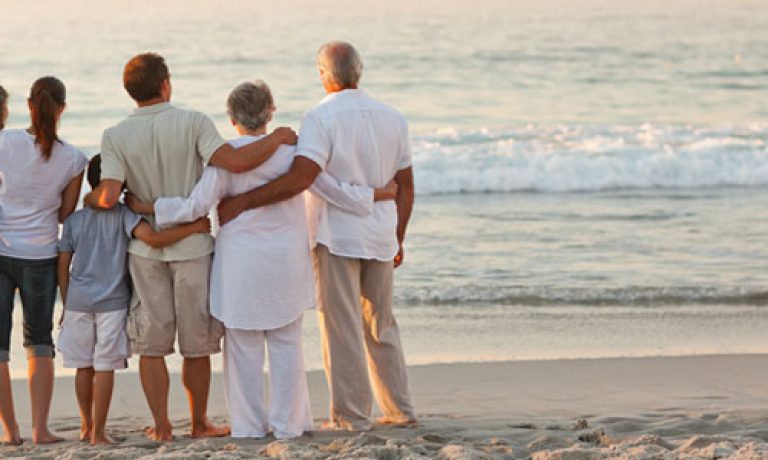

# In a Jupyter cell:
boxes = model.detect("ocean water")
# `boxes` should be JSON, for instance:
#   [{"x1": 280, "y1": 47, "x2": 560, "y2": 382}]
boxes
[{"x1": 1, "y1": 0, "x2": 768, "y2": 375}]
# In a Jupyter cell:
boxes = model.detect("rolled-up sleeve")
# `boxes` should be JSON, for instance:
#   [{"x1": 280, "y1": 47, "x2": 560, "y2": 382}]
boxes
[
  {"x1": 99, "y1": 129, "x2": 126, "y2": 182},
  {"x1": 122, "y1": 207, "x2": 143, "y2": 238},
  {"x1": 69, "y1": 150, "x2": 89, "y2": 182},
  {"x1": 397, "y1": 117, "x2": 412, "y2": 171},
  {"x1": 195, "y1": 113, "x2": 227, "y2": 166},
  {"x1": 58, "y1": 218, "x2": 74, "y2": 252},
  {"x1": 296, "y1": 112, "x2": 330, "y2": 169}
]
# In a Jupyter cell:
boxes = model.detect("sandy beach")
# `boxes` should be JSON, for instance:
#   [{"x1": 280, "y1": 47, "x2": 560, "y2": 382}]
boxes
[{"x1": 0, "y1": 354, "x2": 766, "y2": 458}]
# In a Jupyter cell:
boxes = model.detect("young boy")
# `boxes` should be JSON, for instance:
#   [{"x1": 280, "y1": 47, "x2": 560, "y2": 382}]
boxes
[{"x1": 57, "y1": 155, "x2": 210, "y2": 445}]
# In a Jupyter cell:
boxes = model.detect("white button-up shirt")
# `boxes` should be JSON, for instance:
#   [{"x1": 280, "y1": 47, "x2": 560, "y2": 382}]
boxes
[{"x1": 299, "y1": 89, "x2": 412, "y2": 261}]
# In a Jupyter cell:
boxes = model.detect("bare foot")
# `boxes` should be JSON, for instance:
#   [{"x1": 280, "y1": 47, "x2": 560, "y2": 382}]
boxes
[
  {"x1": 32, "y1": 430, "x2": 64, "y2": 444},
  {"x1": 90, "y1": 432, "x2": 115, "y2": 445},
  {"x1": 320, "y1": 419, "x2": 371, "y2": 432},
  {"x1": 319, "y1": 420, "x2": 341, "y2": 430},
  {"x1": 144, "y1": 425, "x2": 173, "y2": 441},
  {"x1": 79, "y1": 423, "x2": 92, "y2": 442},
  {"x1": 191, "y1": 420, "x2": 230, "y2": 438},
  {"x1": 0, "y1": 427, "x2": 22, "y2": 446},
  {"x1": 375, "y1": 416, "x2": 418, "y2": 427}
]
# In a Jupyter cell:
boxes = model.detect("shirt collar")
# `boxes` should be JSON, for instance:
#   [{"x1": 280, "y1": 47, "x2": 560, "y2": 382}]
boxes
[
  {"x1": 131, "y1": 102, "x2": 174, "y2": 116},
  {"x1": 320, "y1": 88, "x2": 366, "y2": 104}
]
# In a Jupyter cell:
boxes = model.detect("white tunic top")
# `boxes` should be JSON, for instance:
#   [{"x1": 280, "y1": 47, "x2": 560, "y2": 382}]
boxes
[
  {"x1": 0, "y1": 129, "x2": 88, "y2": 259},
  {"x1": 154, "y1": 135, "x2": 373, "y2": 330},
  {"x1": 298, "y1": 89, "x2": 412, "y2": 261}
]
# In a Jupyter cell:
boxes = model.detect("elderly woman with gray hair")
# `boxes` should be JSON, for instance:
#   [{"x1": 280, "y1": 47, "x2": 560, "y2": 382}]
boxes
[{"x1": 127, "y1": 80, "x2": 396, "y2": 438}]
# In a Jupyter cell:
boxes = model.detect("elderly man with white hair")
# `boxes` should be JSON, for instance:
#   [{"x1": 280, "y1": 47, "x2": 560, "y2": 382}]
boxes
[
  {"x1": 127, "y1": 79, "x2": 398, "y2": 438},
  {"x1": 217, "y1": 41, "x2": 417, "y2": 431}
]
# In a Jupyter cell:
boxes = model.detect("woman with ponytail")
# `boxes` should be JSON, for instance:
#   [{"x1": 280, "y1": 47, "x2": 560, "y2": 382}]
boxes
[{"x1": 0, "y1": 77, "x2": 88, "y2": 444}]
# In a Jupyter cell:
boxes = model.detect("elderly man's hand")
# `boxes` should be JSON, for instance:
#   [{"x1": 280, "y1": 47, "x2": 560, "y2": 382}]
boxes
[
  {"x1": 394, "y1": 243, "x2": 405, "y2": 268},
  {"x1": 273, "y1": 126, "x2": 298, "y2": 145},
  {"x1": 217, "y1": 195, "x2": 248, "y2": 225}
]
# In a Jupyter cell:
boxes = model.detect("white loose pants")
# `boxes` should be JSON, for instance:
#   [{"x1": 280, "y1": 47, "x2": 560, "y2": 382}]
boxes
[{"x1": 222, "y1": 316, "x2": 313, "y2": 439}]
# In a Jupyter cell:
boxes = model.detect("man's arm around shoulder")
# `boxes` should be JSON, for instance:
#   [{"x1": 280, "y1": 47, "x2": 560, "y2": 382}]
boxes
[
  {"x1": 208, "y1": 127, "x2": 298, "y2": 174},
  {"x1": 217, "y1": 156, "x2": 321, "y2": 224},
  {"x1": 84, "y1": 179, "x2": 123, "y2": 210}
]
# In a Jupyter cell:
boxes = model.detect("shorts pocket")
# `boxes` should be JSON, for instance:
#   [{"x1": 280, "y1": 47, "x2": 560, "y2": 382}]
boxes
[{"x1": 126, "y1": 296, "x2": 141, "y2": 346}]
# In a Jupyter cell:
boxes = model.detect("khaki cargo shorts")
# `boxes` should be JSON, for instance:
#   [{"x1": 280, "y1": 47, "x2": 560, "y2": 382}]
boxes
[{"x1": 127, "y1": 254, "x2": 224, "y2": 358}]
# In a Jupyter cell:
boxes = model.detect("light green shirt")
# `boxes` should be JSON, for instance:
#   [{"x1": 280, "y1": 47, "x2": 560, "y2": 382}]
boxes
[{"x1": 100, "y1": 102, "x2": 225, "y2": 261}]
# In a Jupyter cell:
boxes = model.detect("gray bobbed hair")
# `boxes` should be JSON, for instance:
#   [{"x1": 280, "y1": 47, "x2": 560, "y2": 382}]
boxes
[{"x1": 227, "y1": 80, "x2": 274, "y2": 131}]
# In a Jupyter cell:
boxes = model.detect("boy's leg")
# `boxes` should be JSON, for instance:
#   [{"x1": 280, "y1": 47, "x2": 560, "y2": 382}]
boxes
[
  {"x1": 74, "y1": 368, "x2": 95, "y2": 441},
  {"x1": 171, "y1": 255, "x2": 227, "y2": 438},
  {"x1": 92, "y1": 310, "x2": 129, "y2": 445},
  {"x1": 265, "y1": 316, "x2": 313, "y2": 439},
  {"x1": 91, "y1": 371, "x2": 114, "y2": 445},
  {"x1": 0, "y1": 258, "x2": 20, "y2": 445},
  {"x1": 59, "y1": 310, "x2": 98, "y2": 441}
]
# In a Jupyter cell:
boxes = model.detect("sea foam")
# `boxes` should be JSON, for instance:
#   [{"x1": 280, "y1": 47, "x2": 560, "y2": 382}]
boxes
[{"x1": 412, "y1": 124, "x2": 768, "y2": 194}]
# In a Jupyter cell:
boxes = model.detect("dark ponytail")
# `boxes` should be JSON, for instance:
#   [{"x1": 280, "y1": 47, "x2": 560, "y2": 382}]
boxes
[{"x1": 28, "y1": 76, "x2": 66, "y2": 161}]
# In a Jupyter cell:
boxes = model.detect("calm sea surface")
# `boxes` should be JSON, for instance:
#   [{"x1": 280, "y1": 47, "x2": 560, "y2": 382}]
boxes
[{"x1": 1, "y1": 0, "x2": 768, "y2": 374}]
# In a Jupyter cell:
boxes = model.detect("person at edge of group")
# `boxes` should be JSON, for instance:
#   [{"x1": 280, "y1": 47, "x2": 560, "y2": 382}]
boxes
[
  {"x1": 126, "y1": 80, "x2": 399, "y2": 439},
  {"x1": 0, "y1": 77, "x2": 88, "y2": 445},
  {"x1": 57, "y1": 155, "x2": 212, "y2": 445},
  {"x1": 84, "y1": 52, "x2": 298, "y2": 441},
  {"x1": 214, "y1": 41, "x2": 417, "y2": 431},
  {"x1": 0, "y1": 85, "x2": 8, "y2": 130}
]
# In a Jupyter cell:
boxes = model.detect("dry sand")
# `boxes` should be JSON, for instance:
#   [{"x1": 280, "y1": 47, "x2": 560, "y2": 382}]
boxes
[{"x1": 2, "y1": 354, "x2": 768, "y2": 459}]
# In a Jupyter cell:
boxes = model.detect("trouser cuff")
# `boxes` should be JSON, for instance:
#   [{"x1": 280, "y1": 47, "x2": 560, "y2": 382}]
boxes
[
  {"x1": 26, "y1": 345, "x2": 55, "y2": 359},
  {"x1": 0, "y1": 350, "x2": 8, "y2": 363}
]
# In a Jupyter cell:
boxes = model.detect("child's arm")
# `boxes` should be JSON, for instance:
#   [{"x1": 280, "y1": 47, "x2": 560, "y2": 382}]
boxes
[
  {"x1": 132, "y1": 217, "x2": 211, "y2": 249},
  {"x1": 57, "y1": 251, "x2": 72, "y2": 324},
  {"x1": 57, "y1": 251, "x2": 72, "y2": 305},
  {"x1": 57, "y1": 216, "x2": 75, "y2": 325}
]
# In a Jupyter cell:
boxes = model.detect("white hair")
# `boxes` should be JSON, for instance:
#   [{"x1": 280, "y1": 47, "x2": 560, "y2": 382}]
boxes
[
  {"x1": 226, "y1": 80, "x2": 274, "y2": 131},
  {"x1": 317, "y1": 41, "x2": 363, "y2": 88}
]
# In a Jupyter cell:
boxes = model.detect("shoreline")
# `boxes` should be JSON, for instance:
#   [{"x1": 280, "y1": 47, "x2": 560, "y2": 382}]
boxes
[{"x1": 3, "y1": 353, "x2": 768, "y2": 458}]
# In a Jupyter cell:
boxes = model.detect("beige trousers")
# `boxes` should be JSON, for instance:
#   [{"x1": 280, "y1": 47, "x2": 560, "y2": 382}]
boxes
[{"x1": 312, "y1": 244, "x2": 415, "y2": 431}]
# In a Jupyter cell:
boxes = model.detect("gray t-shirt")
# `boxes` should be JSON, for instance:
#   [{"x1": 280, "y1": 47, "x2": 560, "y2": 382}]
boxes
[{"x1": 58, "y1": 204, "x2": 142, "y2": 313}]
